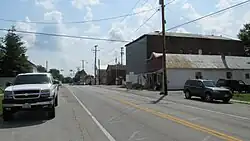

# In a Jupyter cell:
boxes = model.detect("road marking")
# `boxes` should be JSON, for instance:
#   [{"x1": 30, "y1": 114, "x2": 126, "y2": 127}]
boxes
[
  {"x1": 97, "y1": 87, "x2": 250, "y2": 121},
  {"x1": 167, "y1": 100, "x2": 250, "y2": 121},
  {"x1": 108, "y1": 96, "x2": 242, "y2": 141},
  {"x1": 188, "y1": 117, "x2": 202, "y2": 121},
  {"x1": 67, "y1": 87, "x2": 116, "y2": 141},
  {"x1": 202, "y1": 136, "x2": 211, "y2": 141}
]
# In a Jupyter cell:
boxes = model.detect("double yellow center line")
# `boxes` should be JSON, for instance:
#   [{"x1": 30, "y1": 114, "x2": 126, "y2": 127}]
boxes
[{"x1": 109, "y1": 96, "x2": 242, "y2": 141}]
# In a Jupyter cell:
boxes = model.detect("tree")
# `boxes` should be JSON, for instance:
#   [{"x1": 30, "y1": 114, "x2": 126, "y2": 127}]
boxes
[
  {"x1": 37, "y1": 65, "x2": 47, "y2": 72},
  {"x1": 238, "y1": 23, "x2": 250, "y2": 55},
  {"x1": 49, "y1": 68, "x2": 63, "y2": 81},
  {"x1": 63, "y1": 77, "x2": 73, "y2": 83},
  {"x1": 0, "y1": 26, "x2": 32, "y2": 76}
]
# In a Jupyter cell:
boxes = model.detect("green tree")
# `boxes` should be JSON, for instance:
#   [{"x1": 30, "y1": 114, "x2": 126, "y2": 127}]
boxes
[
  {"x1": 49, "y1": 68, "x2": 63, "y2": 81},
  {"x1": 37, "y1": 65, "x2": 47, "y2": 72},
  {"x1": 0, "y1": 26, "x2": 32, "y2": 76},
  {"x1": 238, "y1": 23, "x2": 250, "y2": 46},
  {"x1": 63, "y1": 77, "x2": 73, "y2": 83}
]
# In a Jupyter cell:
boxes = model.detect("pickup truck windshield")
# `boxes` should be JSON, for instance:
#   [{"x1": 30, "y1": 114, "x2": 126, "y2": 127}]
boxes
[{"x1": 14, "y1": 74, "x2": 50, "y2": 85}]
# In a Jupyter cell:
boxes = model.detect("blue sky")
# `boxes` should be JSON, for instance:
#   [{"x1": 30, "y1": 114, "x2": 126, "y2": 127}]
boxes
[{"x1": 0, "y1": 0, "x2": 249, "y2": 76}]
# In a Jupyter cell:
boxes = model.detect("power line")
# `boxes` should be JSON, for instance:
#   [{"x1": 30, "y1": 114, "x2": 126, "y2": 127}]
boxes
[
  {"x1": 166, "y1": 7, "x2": 238, "y2": 39},
  {"x1": 0, "y1": 28, "x2": 130, "y2": 42},
  {"x1": 134, "y1": 9, "x2": 160, "y2": 32},
  {"x1": 166, "y1": 0, "x2": 250, "y2": 31},
  {"x1": 120, "y1": 0, "x2": 142, "y2": 22},
  {"x1": 0, "y1": 7, "x2": 159, "y2": 25}
]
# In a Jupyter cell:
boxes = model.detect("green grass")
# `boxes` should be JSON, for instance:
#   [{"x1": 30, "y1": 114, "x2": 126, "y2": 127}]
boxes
[
  {"x1": 233, "y1": 94, "x2": 250, "y2": 102},
  {"x1": 0, "y1": 94, "x2": 3, "y2": 115}
]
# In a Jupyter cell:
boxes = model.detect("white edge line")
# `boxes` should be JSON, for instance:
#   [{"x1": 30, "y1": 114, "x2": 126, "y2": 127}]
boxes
[{"x1": 67, "y1": 86, "x2": 116, "y2": 141}]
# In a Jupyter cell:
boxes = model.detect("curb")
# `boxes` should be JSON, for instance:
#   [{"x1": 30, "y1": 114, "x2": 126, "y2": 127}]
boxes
[{"x1": 231, "y1": 100, "x2": 250, "y2": 104}]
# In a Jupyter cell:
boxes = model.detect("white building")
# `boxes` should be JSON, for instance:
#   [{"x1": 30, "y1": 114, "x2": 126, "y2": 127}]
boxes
[{"x1": 127, "y1": 52, "x2": 250, "y2": 90}]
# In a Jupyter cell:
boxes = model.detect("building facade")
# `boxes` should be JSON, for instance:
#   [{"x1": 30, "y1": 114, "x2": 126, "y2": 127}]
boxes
[
  {"x1": 125, "y1": 32, "x2": 246, "y2": 75},
  {"x1": 106, "y1": 64, "x2": 126, "y2": 85},
  {"x1": 144, "y1": 53, "x2": 250, "y2": 90}
]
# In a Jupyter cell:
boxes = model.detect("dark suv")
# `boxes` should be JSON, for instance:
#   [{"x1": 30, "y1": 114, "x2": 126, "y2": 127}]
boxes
[
  {"x1": 183, "y1": 79, "x2": 232, "y2": 103},
  {"x1": 216, "y1": 79, "x2": 250, "y2": 93}
]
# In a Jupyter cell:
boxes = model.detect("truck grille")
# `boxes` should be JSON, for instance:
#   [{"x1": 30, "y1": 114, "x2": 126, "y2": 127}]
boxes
[
  {"x1": 14, "y1": 94, "x2": 40, "y2": 99},
  {"x1": 14, "y1": 90, "x2": 40, "y2": 94}
]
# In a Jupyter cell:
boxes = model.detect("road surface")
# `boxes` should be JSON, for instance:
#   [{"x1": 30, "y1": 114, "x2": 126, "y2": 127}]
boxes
[{"x1": 0, "y1": 85, "x2": 249, "y2": 141}]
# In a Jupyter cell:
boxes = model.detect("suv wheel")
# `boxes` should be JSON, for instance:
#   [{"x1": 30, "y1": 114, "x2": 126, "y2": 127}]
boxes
[
  {"x1": 184, "y1": 91, "x2": 192, "y2": 99},
  {"x1": 205, "y1": 93, "x2": 213, "y2": 102},
  {"x1": 3, "y1": 109, "x2": 13, "y2": 121},
  {"x1": 47, "y1": 105, "x2": 55, "y2": 119},
  {"x1": 223, "y1": 98, "x2": 230, "y2": 103}
]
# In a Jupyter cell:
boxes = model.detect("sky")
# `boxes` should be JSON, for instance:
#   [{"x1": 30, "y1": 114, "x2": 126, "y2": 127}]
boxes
[{"x1": 0, "y1": 0, "x2": 249, "y2": 76}]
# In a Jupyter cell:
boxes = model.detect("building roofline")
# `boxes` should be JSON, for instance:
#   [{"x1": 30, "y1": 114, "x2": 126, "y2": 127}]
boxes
[
  {"x1": 125, "y1": 32, "x2": 241, "y2": 47},
  {"x1": 125, "y1": 34, "x2": 147, "y2": 47}
]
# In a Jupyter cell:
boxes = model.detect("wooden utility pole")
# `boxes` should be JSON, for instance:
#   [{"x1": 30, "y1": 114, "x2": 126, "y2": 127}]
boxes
[
  {"x1": 160, "y1": 0, "x2": 168, "y2": 95},
  {"x1": 98, "y1": 59, "x2": 101, "y2": 85},
  {"x1": 115, "y1": 57, "x2": 118, "y2": 85},
  {"x1": 92, "y1": 45, "x2": 99, "y2": 85},
  {"x1": 121, "y1": 47, "x2": 124, "y2": 65}
]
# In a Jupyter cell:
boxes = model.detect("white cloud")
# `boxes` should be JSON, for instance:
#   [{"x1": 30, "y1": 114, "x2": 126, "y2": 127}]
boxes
[
  {"x1": 176, "y1": 27, "x2": 189, "y2": 33},
  {"x1": 84, "y1": 7, "x2": 93, "y2": 21},
  {"x1": 35, "y1": 0, "x2": 56, "y2": 10},
  {"x1": 16, "y1": 17, "x2": 37, "y2": 48},
  {"x1": 72, "y1": 0, "x2": 100, "y2": 9},
  {"x1": 44, "y1": 10, "x2": 63, "y2": 23}
]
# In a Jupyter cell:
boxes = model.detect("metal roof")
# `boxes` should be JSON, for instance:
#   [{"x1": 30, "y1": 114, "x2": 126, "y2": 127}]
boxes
[
  {"x1": 147, "y1": 31, "x2": 237, "y2": 40},
  {"x1": 151, "y1": 52, "x2": 250, "y2": 69}
]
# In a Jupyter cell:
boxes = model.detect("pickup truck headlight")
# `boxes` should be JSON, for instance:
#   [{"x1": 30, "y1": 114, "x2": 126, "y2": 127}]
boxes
[
  {"x1": 40, "y1": 89, "x2": 51, "y2": 97},
  {"x1": 4, "y1": 91, "x2": 13, "y2": 99}
]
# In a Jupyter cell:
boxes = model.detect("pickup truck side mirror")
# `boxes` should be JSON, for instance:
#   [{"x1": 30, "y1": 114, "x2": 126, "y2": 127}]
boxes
[
  {"x1": 53, "y1": 80, "x2": 59, "y2": 84},
  {"x1": 5, "y1": 82, "x2": 12, "y2": 87}
]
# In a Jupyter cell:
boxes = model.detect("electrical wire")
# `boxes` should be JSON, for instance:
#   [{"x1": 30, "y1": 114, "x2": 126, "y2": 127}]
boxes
[
  {"x1": 0, "y1": 28, "x2": 130, "y2": 42},
  {"x1": 0, "y1": 7, "x2": 159, "y2": 25},
  {"x1": 166, "y1": 7, "x2": 238, "y2": 39},
  {"x1": 166, "y1": 0, "x2": 250, "y2": 31},
  {"x1": 120, "y1": 0, "x2": 142, "y2": 22},
  {"x1": 134, "y1": 9, "x2": 160, "y2": 32}
]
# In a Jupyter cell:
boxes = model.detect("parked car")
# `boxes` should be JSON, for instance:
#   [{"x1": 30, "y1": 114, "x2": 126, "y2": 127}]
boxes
[
  {"x1": 183, "y1": 79, "x2": 232, "y2": 103},
  {"x1": 216, "y1": 79, "x2": 250, "y2": 93},
  {"x1": 2, "y1": 73, "x2": 59, "y2": 121}
]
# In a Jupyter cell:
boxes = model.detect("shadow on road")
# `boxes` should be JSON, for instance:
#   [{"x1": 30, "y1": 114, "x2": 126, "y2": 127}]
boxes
[
  {"x1": 150, "y1": 95, "x2": 168, "y2": 104},
  {"x1": 190, "y1": 97, "x2": 233, "y2": 104},
  {"x1": 0, "y1": 111, "x2": 47, "y2": 129}
]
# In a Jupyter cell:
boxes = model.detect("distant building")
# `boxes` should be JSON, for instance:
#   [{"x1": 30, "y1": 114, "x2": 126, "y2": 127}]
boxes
[
  {"x1": 125, "y1": 32, "x2": 245, "y2": 75},
  {"x1": 106, "y1": 64, "x2": 126, "y2": 85},
  {"x1": 97, "y1": 69, "x2": 107, "y2": 85}
]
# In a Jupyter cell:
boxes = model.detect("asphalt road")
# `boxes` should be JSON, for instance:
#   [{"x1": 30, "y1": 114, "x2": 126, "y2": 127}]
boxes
[{"x1": 0, "y1": 85, "x2": 249, "y2": 141}]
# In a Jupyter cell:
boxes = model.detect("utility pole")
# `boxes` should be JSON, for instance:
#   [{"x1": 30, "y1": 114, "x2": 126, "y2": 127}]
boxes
[
  {"x1": 160, "y1": 0, "x2": 168, "y2": 95},
  {"x1": 121, "y1": 47, "x2": 124, "y2": 65},
  {"x1": 92, "y1": 45, "x2": 99, "y2": 85},
  {"x1": 98, "y1": 59, "x2": 101, "y2": 85},
  {"x1": 45, "y1": 60, "x2": 48, "y2": 72},
  {"x1": 115, "y1": 57, "x2": 118, "y2": 85},
  {"x1": 81, "y1": 60, "x2": 86, "y2": 70}
]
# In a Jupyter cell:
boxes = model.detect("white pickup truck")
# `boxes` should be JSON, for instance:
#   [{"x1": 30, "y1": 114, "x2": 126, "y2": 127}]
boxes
[{"x1": 2, "y1": 73, "x2": 59, "y2": 121}]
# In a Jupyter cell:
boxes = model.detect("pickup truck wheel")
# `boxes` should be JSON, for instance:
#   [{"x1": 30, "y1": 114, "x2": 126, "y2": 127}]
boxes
[
  {"x1": 47, "y1": 106, "x2": 55, "y2": 119},
  {"x1": 55, "y1": 96, "x2": 58, "y2": 107},
  {"x1": 3, "y1": 109, "x2": 13, "y2": 121}
]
